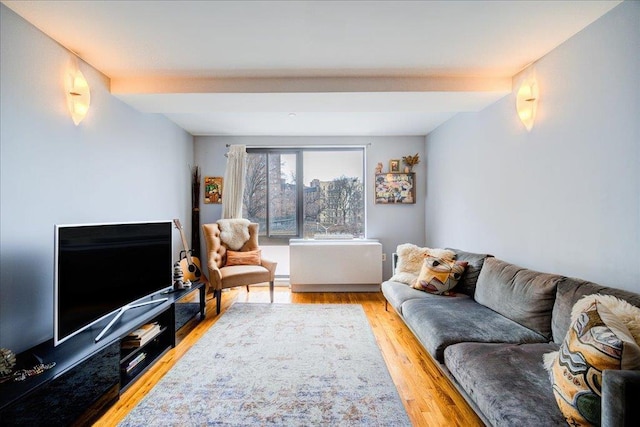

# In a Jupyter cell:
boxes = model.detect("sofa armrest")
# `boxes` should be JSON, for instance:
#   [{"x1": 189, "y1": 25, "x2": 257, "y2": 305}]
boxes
[{"x1": 602, "y1": 369, "x2": 640, "y2": 427}]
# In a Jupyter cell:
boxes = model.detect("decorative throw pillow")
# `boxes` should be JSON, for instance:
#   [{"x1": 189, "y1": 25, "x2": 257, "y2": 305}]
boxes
[
  {"x1": 547, "y1": 300, "x2": 640, "y2": 426},
  {"x1": 389, "y1": 244, "x2": 455, "y2": 286},
  {"x1": 571, "y1": 294, "x2": 640, "y2": 344},
  {"x1": 412, "y1": 255, "x2": 467, "y2": 295},
  {"x1": 544, "y1": 294, "x2": 640, "y2": 371},
  {"x1": 225, "y1": 249, "x2": 261, "y2": 266}
]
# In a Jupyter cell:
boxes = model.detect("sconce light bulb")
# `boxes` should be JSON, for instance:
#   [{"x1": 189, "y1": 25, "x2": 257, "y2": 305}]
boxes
[
  {"x1": 66, "y1": 69, "x2": 90, "y2": 126},
  {"x1": 516, "y1": 76, "x2": 539, "y2": 131}
]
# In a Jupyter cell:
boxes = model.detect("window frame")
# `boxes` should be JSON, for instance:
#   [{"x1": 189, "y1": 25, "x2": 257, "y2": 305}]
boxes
[{"x1": 245, "y1": 146, "x2": 366, "y2": 245}]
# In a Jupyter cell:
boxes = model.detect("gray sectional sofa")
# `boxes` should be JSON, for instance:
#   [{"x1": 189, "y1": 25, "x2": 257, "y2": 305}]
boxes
[{"x1": 381, "y1": 248, "x2": 640, "y2": 426}]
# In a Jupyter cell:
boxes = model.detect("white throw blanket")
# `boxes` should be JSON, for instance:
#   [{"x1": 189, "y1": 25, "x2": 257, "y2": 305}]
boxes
[
  {"x1": 217, "y1": 219, "x2": 250, "y2": 250},
  {"x1": 389, "y1": 244, "x2": 456, "y2": 286}
]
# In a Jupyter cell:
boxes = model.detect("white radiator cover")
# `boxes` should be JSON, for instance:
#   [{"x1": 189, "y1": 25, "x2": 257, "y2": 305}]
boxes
[{"x1": 289, "y1": 239, "x2": 382, "y2": 292}]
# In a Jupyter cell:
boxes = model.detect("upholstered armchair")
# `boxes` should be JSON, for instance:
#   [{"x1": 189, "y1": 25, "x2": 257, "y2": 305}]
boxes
[{"x1": 202, "y1": 222, "x2": 277, "y2": 314}]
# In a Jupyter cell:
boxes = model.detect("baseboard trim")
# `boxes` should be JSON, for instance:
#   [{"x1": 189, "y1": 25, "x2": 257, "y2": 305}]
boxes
[{"x1": 290, "y1": 283, "x2": 381, "y2": 293}]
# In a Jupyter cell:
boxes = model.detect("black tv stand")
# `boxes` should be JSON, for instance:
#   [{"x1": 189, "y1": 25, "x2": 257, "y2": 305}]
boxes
[
  {"x1": 0, "y1": 282, "x2": 205, "y2": 426},
  {"x1": 162, "y1": 286, "x2": 194, "y2": 294},
  {"x1": 94, "y1": 296, "x2": 168, "y2": 342}
]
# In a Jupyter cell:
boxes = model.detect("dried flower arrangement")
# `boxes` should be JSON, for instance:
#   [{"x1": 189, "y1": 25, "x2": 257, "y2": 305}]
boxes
[{"x1": 402, "y1": 153, "x2": 420, "y2": 171}]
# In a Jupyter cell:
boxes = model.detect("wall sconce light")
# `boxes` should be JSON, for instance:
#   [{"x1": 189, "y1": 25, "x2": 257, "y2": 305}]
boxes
[
  {"x1": 66, "y1": 69, "x2": 90, "y2": 125},
  {"x1": 516, "y1": 75, "x2": 538, "y2": 131}
]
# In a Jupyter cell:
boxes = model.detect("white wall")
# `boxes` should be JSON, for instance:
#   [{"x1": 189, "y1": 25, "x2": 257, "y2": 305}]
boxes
[
  {"x1": 425, "y1": 1, "x2": 639, "y2": 292},
  {"x1": 194, "y1": 135, "x2": 426, "y2": 280},
  {"x1": 0, "y1": 5, "x2": 194, "y2": 353}
]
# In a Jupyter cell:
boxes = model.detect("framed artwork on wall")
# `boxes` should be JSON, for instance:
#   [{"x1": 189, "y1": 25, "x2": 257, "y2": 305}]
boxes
[
  {"x1": 204, "y1": 176, "x2": 223, "y2": 204},
  {"x1": 389, "y1": 159, "x2": 401, "y2": 173},
  {"x1": 374, "y1": 173, "x2": 415, "y2": 204}
]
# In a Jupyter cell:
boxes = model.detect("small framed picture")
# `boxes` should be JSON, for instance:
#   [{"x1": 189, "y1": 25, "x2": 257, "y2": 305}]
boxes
[
  {"x1": 204, "y1": 176, "x2": 223, "y2": 204},
  {"x1": 389, "y1": 159, "x2": 401, "y2": 173}
]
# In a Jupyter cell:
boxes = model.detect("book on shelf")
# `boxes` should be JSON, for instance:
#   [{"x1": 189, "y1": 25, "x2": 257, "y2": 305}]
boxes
[
  {"x1": 124, "y1": 352, "x2": 147, "y2": 374},
  {"x1": 128, "y1": 322, "x2": 160, "y2": 339},
  {"x1": 122, "y1": 322, "x2": 162, "y2": 348}
]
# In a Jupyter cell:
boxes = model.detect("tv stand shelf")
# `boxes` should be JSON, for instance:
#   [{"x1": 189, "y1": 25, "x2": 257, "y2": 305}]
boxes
[
  {"x1": 0, "y1": 282, "x2": 205, "y2": 425},
  {"x1": 119, "y1": 311, "x2": 172, "y2": 391}
]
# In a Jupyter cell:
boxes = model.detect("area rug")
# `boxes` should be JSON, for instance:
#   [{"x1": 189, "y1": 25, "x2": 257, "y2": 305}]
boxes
[{"x1": 119, "y1": 303, "x2": 411, "y2": 426}]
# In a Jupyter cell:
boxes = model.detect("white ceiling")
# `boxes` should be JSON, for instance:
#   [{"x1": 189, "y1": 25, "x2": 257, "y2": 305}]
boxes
[{"x1": 3, "y1": 0, "x2": 621, "y2": 136}]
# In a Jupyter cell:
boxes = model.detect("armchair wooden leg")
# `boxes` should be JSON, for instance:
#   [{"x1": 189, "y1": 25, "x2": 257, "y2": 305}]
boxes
[
  {"x1": 269, "y1": 281, "x2": 274, "y2": 303},
  {"x1": 246, "y1": 285, "x2": 250, "y2": 292},
  {"x1": 216, "y1": 289, "x2": 222, "y2": 315}
]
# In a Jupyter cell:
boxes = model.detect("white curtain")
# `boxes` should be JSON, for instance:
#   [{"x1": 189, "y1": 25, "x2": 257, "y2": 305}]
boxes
[{"x1": 222, "y1": 145, "x2": 247, "y2": 219}]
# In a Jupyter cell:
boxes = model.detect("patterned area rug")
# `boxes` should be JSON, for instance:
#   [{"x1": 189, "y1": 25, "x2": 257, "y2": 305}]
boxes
[{"x1": 119, "y1": 303, "x2": 410, "y2": 426}]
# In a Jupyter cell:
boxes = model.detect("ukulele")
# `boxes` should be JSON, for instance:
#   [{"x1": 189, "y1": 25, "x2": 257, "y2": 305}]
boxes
[{"x1": 173, "y1": 219, "x2": 203, "y2": 282}]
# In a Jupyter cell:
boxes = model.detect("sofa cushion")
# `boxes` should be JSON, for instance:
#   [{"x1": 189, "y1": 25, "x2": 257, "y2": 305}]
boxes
[
  {"x1": 444, "y1": 342, "x2": 565, "y2": 427},
  {"x1": 412, "y1": 255, "x2": 467, "y2": 295},
  {"x1": 401, "y1": 297, "x2": 547, "y2": 363},
  {"x1": 551, "y1": 278, "x2": 640, "y2": 344},
  {"x1": 446, "y1": 248, "x2": 492, "y2": 297},
  {"x1": 549, "y1": 300, "x2": 640, "y2": 426},
  {"x1": 381, "y1": 280, "x2": 469, "y2": 315},
  {"x1": 475, "y1": 257, "x2": 562, "y2": 340}
]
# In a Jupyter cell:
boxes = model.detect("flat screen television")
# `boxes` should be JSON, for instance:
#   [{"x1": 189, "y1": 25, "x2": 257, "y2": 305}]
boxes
[{"x1": 54, "y1": 221, "x2": 173, "y2": 346}]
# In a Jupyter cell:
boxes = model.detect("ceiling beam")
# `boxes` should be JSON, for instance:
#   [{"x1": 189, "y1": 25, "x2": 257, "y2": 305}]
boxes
[{"x1": 111, "y1": 75, "x2": 511, "y2": 95}]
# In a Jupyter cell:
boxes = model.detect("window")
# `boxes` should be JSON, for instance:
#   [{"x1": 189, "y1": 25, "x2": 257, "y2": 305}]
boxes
[{"x1": 243, "y1": 147, "x2": 365, "y2": 242}]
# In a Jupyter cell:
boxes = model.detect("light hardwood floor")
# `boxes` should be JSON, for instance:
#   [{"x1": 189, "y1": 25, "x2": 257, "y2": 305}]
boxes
[{"x1": 94, "y1": 287, "x2": 483, "y2": 426}]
